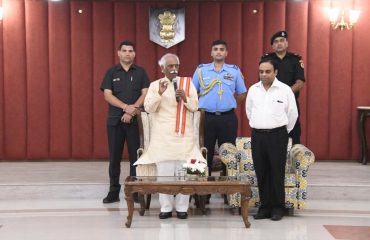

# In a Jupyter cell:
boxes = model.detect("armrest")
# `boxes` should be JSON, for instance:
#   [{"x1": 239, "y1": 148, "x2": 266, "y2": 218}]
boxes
[
  {"x1": 200, "y1": 147, "x2": 207, "y2": 159},
  {"x1": 219, "y1": 143, "x2": 240, "y2": 176},
  {"x1": 290, "y1": 144, "x2": 315, "y2": 176},
  {"x1": 137, "y1": 148, "x2": 144, "y2": 158}
]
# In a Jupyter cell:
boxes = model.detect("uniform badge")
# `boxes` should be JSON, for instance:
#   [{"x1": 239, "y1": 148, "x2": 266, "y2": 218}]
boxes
[
  {"x1": 223, "y1": 73, "x2": 234, "y2": 80},
  {"x1": 299, "y1": 60, "x2": 304, "y2": 69},
  {"x1": 113, "y1": 78, "x2": 120, "y2": 82}
]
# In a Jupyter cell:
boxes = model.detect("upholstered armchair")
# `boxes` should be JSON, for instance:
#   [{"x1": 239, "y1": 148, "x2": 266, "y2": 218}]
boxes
[
  {"x1": 135, "y1": 110, "x2": 207, "y2": 211},
  {"x1": 219, "y1": 137, "x2": 315, "y2": 215}
]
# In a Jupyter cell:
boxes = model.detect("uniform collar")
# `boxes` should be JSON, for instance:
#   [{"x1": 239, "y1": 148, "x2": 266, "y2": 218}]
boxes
[
  {"x1": 271, "y1": 52, "x2": 292, "y2": 60},
  {"x1": 257, "y1": 77, "x2": 280, "y2": 89},
  {"x1": 115, "y1": 63, "x2": 137, "y2": 71},
  {"x1": 208, "y1": 62, "x2": 227, "y2": 72}
]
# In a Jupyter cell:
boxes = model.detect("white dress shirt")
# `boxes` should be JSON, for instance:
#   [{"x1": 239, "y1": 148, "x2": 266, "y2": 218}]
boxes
[{"x1": 245, "y1": 78, "x2": 298, "y2": 133}]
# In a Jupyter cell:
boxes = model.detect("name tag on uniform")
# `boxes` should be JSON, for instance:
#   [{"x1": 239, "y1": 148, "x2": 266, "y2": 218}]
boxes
[
  {"x1": 223, "y1": 73, "x2": 234, "y2": 80},
  {"x1": 113, "y1": 78, "x2": 120, "y2": 82}
]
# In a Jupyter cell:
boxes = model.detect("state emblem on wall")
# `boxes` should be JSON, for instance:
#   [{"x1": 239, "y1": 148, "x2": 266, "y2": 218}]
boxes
[{"x1": 149, "y1": 8, "x2": 185, "y2": 49}]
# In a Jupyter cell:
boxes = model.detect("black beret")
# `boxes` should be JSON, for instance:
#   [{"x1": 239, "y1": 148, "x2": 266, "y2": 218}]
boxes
[{"x1": 270, "y1": 31, "x2": 288, "y2": 45}]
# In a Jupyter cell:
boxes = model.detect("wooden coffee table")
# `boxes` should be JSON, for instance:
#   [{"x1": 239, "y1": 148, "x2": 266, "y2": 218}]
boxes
[{"x1": 124, "y1": 176, "x2": 251, "y2": 228}]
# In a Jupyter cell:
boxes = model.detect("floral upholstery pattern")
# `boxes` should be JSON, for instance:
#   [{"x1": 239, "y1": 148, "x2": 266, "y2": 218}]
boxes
[{"x1": 219, "y1": 137, "x2": 315, "y2": 210}]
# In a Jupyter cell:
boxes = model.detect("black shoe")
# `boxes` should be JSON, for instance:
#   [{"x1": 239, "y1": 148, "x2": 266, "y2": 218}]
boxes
[
  {"x1": 271, "y1": 214, "x2": 283, "y2": 221},
  {"x1": 103, "y1": 192, "x2": 120, "y2": 204},
  {"x1": 159, "y1": 212, "x2": 172, "y2": 219},
  {"x1": 253, "y1": 211, "x2": 271, "y2": 220},
  {"x1": 176, "y1": 211, "x2": 188, "y2": 219},
  {"x1": 271, "y1": 208, "x2": 284, "y2": 221}
]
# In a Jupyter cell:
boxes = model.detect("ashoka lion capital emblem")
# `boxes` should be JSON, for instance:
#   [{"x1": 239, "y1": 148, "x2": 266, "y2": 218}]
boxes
[
  {"x1": 158, "y1": 11, "x2": 176, "y2": 43},
  {"x1": 149, "y1": 8, "x2": 185, "y2": 49}
]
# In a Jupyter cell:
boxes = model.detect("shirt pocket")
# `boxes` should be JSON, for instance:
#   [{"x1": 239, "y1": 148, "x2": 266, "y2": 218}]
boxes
[
  {"x1": 271, "y1": 98, "x2": 286, "y2": 116},
  {"x1": 222, "y1": 79, "x2": 235, "y2": 92},
  {"x1": 112, "y1": 81, "x2": 124, "y2": 93}
]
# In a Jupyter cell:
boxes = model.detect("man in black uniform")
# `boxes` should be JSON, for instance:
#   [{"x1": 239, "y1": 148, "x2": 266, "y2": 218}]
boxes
[
  {"x1": 100, "y1": 40, "x2": 150, "y2": 203},
  {"x1": 261, "y1": 31, "x2": 305, "y2": 145}
]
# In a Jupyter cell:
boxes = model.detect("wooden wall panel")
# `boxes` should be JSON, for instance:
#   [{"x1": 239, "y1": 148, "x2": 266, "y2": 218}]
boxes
[
  {"x1": 70, "y1": 1, "x2": 93, "y2": 158},
  {"x1": 241, "y1": 2, "x2": 264, "y2": 137},
  {"x1": 92, "y1": 2, "x2": 113, "y2": 158},
  {"x1": 49, "y1": 1, "x2": 71, "y2": 158},
  {"x1": 25, "y1": 0, "x2": 49, "y2": 159},
  {"x1": 0, "y1": 0, "x2": 3, "y2": 158},
  {"x1": 286, "y1": 0, "x2": 308, "y2": 144},
  {"x1": 220, "y1": 2, "x2": 243, "y2": 136},
  {"x1": 263, "y1": 1, "x2": 286, "y2": 52},
  {"x1": 135, "y1": 2, "x2": 156, "y2": 80},
  {"x1": 178, "y1": 2, "x2": 199, "y2": 77},
  {"x1": 114, "y1": 2, "x2": 135, "y2": 52},
  {"x1": 306, "y1": 0, "x2": 331, "y2": 159},
  {"x1": 3, "y1": 0, "x2": 27, "y2": 159},
  {"x1": 199, "y1": 3, "x2": 220, "y2": 63},
  {"x1": 328, "y1": 1, "x2": 354, "y2": 159}
]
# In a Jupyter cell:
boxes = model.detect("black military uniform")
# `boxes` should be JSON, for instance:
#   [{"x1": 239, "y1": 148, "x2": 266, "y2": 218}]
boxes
[
  {"x1": 261, "y1": 31, "x2": 305, "y2": 144},
  {"x1": 100, "y1": 64, "x2": 150, "y2": 194}
]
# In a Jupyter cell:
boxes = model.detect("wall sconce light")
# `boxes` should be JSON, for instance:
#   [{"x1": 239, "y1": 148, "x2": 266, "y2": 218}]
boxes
[
  {"x1": 0, "y1": 7, "x2": 3, "y2": 21},
  {"x1": 329, "y1": 8, "x2": 360, "y2": 30}
]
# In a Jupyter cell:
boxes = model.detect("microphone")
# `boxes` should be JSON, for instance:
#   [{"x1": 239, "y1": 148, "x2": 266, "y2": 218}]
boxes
[{"x1": 173, "y1": 79, "x2": 180, "y2": 102}]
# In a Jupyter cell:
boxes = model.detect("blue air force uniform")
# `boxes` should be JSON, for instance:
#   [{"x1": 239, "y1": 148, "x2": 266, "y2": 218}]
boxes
[{"x1": 192, "y1": 63, "x2": 247, "y2": 175}]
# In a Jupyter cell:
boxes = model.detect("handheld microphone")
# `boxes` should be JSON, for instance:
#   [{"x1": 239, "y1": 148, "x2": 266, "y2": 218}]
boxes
[{"x1": 173, "y1": 79, "x2": 180, "y2": 102}]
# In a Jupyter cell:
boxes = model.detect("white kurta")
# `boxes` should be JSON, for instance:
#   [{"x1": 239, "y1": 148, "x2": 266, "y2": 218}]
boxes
[{"x1": 134, "y1": 77, "x2": 206, "y2": 165}]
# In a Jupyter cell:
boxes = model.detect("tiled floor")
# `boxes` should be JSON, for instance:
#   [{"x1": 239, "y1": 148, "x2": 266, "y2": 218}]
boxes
[{"x1": 0, "y1": 161, "x2": 369, "y2": 240}]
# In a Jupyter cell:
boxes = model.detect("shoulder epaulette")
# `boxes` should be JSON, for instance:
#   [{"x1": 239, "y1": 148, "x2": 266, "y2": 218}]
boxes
[
  {"x1": 225, "y1": 64, "x2": 239, "y2": 70},
  {"x1": 261, "y1": 52, "x2": 275, "y2": 59},
  {"x1": 287, "y1": 52, "x2": 302, "y2": 60}
]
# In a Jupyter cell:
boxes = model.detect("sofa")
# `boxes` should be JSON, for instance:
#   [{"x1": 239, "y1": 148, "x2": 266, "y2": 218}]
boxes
[{"x1": 219, "y1": 137, "x2": 315, "y2": 214}]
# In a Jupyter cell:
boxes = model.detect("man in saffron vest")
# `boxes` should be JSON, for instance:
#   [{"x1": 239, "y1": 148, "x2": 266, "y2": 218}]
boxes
[{"x1": 135, "y1": 53, "x2": 205, "y2": 220}]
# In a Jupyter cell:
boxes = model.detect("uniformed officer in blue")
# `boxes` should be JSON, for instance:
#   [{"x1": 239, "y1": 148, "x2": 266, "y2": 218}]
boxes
[
  {"x1": 192, "y1": 40, "x2": 247, "y2": 177},
  {"x1": 261, "y1": 31, "x2": 305, "y2": 145},
  {"x1": 100, "y1": 40, "x2": 150, "y2": 204}
]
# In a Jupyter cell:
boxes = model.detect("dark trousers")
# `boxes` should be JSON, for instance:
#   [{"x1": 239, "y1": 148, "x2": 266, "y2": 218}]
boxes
[
  {"x1": 289, "y1": 120, "x2": 301, "y2": 145},
  {"x1": 290, "y1": 99, "x2": 301, "y2": 145},
  {"x1": 107, "y1": 119, "x2": 139, "y2": 193},
  {"x1": 204, "y1": 112, "x2": 237, "y2": 175},
  {"x1": 251, "y1": 127, "x2": 288, "y2": 213}
]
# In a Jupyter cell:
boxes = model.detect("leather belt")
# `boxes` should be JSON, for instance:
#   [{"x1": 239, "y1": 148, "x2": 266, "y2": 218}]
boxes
[
  {"x1": 252, "y1": 126, "x2": 286, "y2": 133},
  {"x1": 205, "y1": 109, "x2": 234, "y2": 116}
]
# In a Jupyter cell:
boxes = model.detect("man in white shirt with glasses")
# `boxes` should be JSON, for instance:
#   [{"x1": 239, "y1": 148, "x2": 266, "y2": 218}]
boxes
[{"x1": 246, "y1": 58, "x2": 298, "y2": 221}]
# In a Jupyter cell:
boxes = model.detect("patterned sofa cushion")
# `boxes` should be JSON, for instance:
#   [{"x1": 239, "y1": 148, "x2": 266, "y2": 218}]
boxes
[{"x1": 220, "y1": 137, "x2": 314, "y2": 209}]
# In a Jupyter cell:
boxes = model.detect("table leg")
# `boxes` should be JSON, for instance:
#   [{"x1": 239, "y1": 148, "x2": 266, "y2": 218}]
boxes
[
  {"x1": 124, "y1": 189, "x2": 134, "y2": 228},
  {"x1": 139, "y1": 193, "x2": 145, "y2": 216},
  {"x1": 199, "y1": 195, "x2": 207, "y2": 215},
  {"x1": 358, "y1": 111, "x2": 368, "y2": 165},
  {"x1": 240, "y1": 193, "x2": 250, "y2": 228}
]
